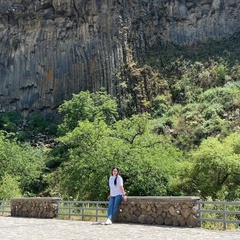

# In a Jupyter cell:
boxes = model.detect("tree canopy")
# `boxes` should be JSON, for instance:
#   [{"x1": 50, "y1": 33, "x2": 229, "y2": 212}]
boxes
[
  {"x1": 0, "y1": 131, "x2": 46, "y2": 198},
  {"x1": 56, "y1": 113, "x2": 182, "y2": 200},
  {"x1": 171, "y1": 132, "x2": 240, "y2": 201}
]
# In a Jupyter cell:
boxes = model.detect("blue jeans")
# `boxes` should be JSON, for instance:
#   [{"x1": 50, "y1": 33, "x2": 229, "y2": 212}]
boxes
[{"x1": 107, "y1": 195, "x2": 123, "y2": 220}]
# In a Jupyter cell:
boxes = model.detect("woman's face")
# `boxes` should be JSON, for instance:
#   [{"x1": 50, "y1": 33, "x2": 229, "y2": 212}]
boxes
[{"x1": 112, "y1": 168, "x2": 118, "y2": 176}]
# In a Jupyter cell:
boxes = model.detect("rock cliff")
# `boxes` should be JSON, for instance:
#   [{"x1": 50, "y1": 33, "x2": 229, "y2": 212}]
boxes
[{"x1": 0, "y1": 0, "x2": 240, "y2": 115}]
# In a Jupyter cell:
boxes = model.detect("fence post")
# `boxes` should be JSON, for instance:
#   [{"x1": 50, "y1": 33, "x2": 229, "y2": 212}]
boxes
[
  {"x1": 96, "y1": 203, "x2": 99, "y2": 222},
  {"x1": 1, "y1": 202, "x2": 3, "y2": 215},
  {"x1": 69, "y1": 202, "x2": 72, "y2": 220},
  {"x1": 223, "y1": 203, "x2": 227, "y2": 230},
  {"x1": 82, "y1": 202, "x2": 85, "y2": 221},
  {"x1": 198, "y1": 201, "x2": 202, "y2": 228},
  {"x1": 56, "y1": 201, "x2": 59, "y2": 217}
]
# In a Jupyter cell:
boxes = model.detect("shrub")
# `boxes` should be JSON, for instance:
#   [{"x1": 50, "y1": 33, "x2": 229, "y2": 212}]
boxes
[{"x1": 0, "y1": 174, "x2": 21, "y2": 200}]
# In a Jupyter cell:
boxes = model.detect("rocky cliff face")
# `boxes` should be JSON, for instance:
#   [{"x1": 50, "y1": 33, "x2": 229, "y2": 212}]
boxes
[{"x1": 0, "y1": 0, "x2": 240, "y2": 115}]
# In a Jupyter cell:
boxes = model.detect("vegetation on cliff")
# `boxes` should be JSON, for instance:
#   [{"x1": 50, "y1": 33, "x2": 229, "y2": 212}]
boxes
[{"x1": 0, "y1": 34, "x2": 240, "y2": 203}]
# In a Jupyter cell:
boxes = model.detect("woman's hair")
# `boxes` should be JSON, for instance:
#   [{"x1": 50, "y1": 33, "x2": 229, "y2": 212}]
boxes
[{"x1": 112, "y1": 167, "x2": 119, "y2": 186}]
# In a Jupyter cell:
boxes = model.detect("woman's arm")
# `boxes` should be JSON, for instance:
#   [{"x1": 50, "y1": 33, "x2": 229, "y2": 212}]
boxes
[{"x1": 120, "y1": 186, "x2": 127, "y2": 201}]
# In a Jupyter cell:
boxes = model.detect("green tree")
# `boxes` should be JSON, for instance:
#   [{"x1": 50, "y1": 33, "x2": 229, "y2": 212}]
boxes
[
  {"x1": 0, "y1": 174, "x2": 21, "y2": 200},
  {"x1": 56, "y1": 119, "x2": 117, "y2": 200},
  {"x1": 58, "y1": 90, "x2": 118, "y2": 135},
  {"x1": 56, "y1": 114, "x2": 182, "y2": 200},
  {"x1": 199, "y1": 87, "x2": 240, "y2": 112},
  {"x1": 171, "y1": 132, "x2": 240, "y2": 200},
  {"x1": 0, "y1": 111, "x2": 23, "y2": 132},
  {"x1": 153, "y1": 85, "x2": 240, "y2": 150},
  {"x1": 0, "y1": 131, "x2": 46, "y2": 195}
]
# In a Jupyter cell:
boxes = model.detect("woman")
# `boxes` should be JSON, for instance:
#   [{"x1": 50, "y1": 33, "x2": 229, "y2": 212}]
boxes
[{"x1": 103, "y1": 167, "x2": 127, "y2": 225}]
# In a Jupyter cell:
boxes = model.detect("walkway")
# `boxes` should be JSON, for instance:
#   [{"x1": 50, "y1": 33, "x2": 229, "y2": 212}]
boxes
[{"x1": 0, "y1": 216, "x2": 239, "y2": 240}]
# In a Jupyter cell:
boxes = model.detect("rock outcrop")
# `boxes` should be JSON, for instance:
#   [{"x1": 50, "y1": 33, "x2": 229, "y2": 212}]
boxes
[{"x1": 0, "y1": 0, "x2": 240, "y2": 115}]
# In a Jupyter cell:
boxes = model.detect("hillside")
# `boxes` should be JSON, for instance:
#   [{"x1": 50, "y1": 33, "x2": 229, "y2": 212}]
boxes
[{"x1": 0, "y1": 4, "x2": 240, "y2": 205}]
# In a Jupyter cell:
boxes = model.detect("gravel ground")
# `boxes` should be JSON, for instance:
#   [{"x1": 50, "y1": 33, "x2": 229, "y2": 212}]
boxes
[{"x1": 0, "y1": 216, "x2": 239, "y2": 240}]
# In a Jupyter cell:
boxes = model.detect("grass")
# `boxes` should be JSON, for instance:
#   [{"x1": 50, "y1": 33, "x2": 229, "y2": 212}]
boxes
[{"x1": 56, "y1": 202, "x2": 108, "y2": 222}]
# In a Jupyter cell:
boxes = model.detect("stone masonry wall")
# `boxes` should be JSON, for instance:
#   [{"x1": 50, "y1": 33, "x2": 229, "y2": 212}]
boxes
[
  {"x1": 10, "y1": 196, "x2": 200, "y2": 227},
  {"x1": 11, "y1": 197, "x2": 60, "y2": 218},
  {"x1": 114, "y1": 196, "x2": 200, "y2": 227}
]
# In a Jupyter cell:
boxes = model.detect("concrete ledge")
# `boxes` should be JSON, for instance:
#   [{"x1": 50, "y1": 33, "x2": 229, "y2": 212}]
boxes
[{"x1": 127, "y1": 196, "x2": 200, "y2": 201}]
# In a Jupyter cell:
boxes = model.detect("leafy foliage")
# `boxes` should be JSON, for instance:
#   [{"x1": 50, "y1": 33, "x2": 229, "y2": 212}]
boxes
[
  {"x1": 117, "y1": 63, "x2": 169, "y2": 117},
  {"x1": 0, "y1": 111, "x2": 23, "y2": 132},
  {"x1": 0, "y1": 131, "x2": 46, "y2": 196},
  {"x1": 171, "y1": 132, "x2": 240, "y2": 200},
  {"x1": 56, "y1": 114, "x2": 182, "y2": 200},
  {"x1": 153, "y1": 83, "x2": 240, "y2": 150},
  {"x1": 58, "y1": 90, "x2": 118, "y2": 135},
  {"x1": 0, "y1": 174, "x2": 21, "y2": 200}
]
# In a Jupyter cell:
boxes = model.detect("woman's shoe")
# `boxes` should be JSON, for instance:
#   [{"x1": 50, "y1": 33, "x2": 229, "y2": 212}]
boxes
[{"x1": 102, "y1": 218, "x2": 112, "y2": 225}]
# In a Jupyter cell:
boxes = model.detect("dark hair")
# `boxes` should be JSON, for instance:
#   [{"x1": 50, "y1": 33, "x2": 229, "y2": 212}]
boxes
[{"x1": 112, "y1": 167, "x2": 119, "y2": 186}]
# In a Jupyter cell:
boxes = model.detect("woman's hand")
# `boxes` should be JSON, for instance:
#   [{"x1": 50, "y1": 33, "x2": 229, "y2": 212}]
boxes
[{"x1": 123, "y1": 195, "x2": 127, "y2": 202}]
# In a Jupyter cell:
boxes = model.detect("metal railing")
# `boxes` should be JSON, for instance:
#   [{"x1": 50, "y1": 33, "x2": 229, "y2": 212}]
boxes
[
  {"x1": 0, "y1": 200, "x2": 11, "y2": 216},
  {"x1": 197, "y1": 200, "x2": 240, "y2": 230},
  {"x1": 57, "y1": 199, "x2": 240, "y2": 229},
  {"x1": 56, "y1": 200, "x2": 108, "y2": 221}
]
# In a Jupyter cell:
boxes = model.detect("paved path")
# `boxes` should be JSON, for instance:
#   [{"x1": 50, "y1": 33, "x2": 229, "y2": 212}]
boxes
[{"x1": 0, "y1": 216, "x2": 239, "y2": 240}]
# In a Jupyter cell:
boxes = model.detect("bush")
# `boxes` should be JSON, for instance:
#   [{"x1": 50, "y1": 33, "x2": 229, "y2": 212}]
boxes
[
  {"x1": 0, "y1": 174, "x2": 21, "y2": 200},
  {"x1": 0, "y1": 111, "x2": 23, "y2": 132}
]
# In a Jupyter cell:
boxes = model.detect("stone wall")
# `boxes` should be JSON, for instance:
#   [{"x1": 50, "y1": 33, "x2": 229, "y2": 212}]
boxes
[
  {"x1": 11, "y1": 197, "x2": 60, "y2": 218},
  {"x1": 10, "y1": 196, "x2": 200, "y2": 227},
  {"x1": 114, "y1": 196, "x2": 200, "y2": 227}
]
